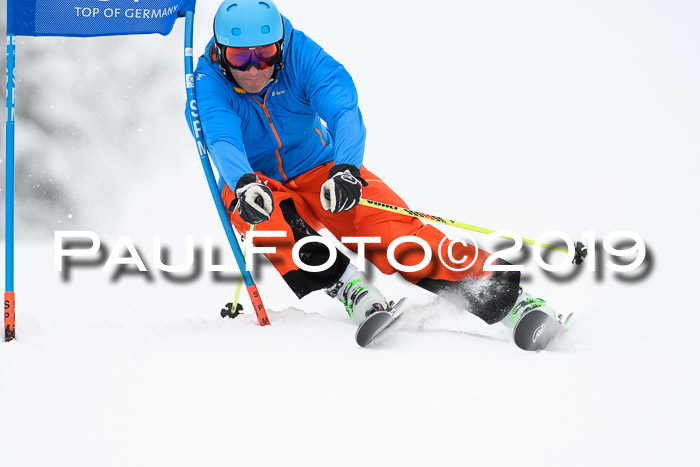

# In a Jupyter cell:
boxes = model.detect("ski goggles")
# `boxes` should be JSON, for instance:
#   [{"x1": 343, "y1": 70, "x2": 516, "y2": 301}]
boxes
[{"x1": 222, "y1": 43, "x2": 280, "y2": 71}]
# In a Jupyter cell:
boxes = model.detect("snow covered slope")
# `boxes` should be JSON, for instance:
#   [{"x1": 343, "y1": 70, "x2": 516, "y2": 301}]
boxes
[{"x1": 2, "y1": 1, "x2": 699, "y2": 466}]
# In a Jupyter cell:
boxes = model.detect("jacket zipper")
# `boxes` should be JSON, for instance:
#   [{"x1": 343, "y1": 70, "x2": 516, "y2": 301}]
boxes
[{"x1": 252, "y1": 94, "x2": 288, "y2": 182}]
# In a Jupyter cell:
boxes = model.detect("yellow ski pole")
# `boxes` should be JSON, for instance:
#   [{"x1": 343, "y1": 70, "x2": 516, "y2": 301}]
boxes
[{"x1": 358, "y1": 199, "x2": 587, "y2": 264}]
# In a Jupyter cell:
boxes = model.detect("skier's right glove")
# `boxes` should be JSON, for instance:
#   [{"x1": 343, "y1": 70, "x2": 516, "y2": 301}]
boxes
[{"x1": 234, "y1": 173, "x2": 274, "y2": 225}]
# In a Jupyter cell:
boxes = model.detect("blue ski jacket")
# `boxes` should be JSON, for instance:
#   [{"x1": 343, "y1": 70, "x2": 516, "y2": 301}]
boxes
[{"x1": 187, "y1": 16, "x2": 366, "y2": 191}]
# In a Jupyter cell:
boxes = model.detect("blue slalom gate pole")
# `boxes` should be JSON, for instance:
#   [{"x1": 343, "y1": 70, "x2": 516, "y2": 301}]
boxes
[
  {"x1": 5, "y1": 34, "x2": 16, "y2": 342},
  {"x1": 183, "y1": 12, "x2": 269, "y2": 326}
]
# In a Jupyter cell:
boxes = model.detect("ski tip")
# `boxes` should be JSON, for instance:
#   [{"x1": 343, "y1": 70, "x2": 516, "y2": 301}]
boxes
[
  {"x1": 355, "y1": 311, "x2": 393, "y2": 347},
  {"x1": 513, "y1": 309, "x2": 562, "y2": 351}
]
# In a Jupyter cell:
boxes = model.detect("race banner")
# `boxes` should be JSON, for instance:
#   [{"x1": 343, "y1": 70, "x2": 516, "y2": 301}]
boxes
[{"x1": 7, "y1": 0, "x2": 196, "y2": 37}]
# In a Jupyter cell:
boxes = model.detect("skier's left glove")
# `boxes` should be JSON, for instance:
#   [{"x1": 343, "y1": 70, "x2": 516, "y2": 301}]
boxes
[
  {"x1": 320, "y1": 163, "x2": 368, "y2": 214},
  {"x1": 234, "y1": 173, "x2": 274, "y2": 225}
]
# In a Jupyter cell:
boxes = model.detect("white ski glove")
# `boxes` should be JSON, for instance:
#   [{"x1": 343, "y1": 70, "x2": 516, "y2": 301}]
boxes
[
  {"x1": 234, "y1": 173, "x2": 274, "y2": 225},
  {"x1": 320, "y1": 164, "x2": 368, "y2": 214}
]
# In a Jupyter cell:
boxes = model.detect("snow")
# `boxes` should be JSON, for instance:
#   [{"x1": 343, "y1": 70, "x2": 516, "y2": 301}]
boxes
[{"x1": 2, "y1": 1, "x2": 700, "y2": 466}]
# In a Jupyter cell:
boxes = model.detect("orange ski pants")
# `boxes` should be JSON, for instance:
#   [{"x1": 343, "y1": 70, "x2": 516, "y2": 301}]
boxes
[{"x1": 223, "y1": 163, "x2": 520, "y2": 324}]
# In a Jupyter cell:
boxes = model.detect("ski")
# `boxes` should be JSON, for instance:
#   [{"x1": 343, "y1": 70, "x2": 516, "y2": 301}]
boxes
[
  {"x1": 355, "y1": 297, "x2": 408, "y2": 347},
  {"x1": 513, "y1": 307, "x2": 572, "y2": 351}
]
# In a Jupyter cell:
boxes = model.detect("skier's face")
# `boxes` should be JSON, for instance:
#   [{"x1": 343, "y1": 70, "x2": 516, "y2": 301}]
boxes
[{"x1": 229, "y1": 65, "x2": 275, "y2": 94}]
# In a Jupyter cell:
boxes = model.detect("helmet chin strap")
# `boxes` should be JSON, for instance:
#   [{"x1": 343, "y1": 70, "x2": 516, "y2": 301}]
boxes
[{"x1": 270, "y1": 62, "x2": 284, "y2": 84}]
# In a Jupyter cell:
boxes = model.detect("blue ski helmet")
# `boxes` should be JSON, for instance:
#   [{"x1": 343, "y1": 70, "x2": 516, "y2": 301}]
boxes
[{"x1": 214, "y1": 0, "x2": 284, "y2": 47}]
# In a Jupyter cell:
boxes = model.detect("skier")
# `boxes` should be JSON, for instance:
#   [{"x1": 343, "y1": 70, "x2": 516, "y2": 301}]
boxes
[{"x1": 188, "y1": 0, "x2": 567, "y2": 346}]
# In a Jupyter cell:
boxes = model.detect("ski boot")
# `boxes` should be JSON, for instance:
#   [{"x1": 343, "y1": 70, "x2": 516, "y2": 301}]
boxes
[
  {"x1": 325, "y1": 269, "x2": 388, "y2": 319},
  {"x1": 326, "y1": 269, "x2": 408, "y2": 346},
  {"x1": 504, "y1": 288, "x2": 573, "y2": 351}
]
